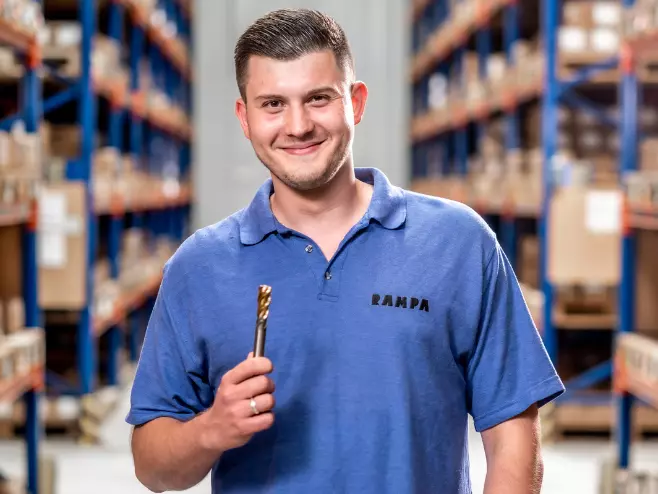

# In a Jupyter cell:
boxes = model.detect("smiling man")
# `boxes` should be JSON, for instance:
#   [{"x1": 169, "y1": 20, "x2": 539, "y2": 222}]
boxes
[{"x1": 127, "y1": 8, "x2": 564, "y2": 494}]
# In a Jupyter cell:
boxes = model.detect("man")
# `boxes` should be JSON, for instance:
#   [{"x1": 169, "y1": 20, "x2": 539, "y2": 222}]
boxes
[{"x1": 127, "y1": 8, "x2": 564, "y2": 494}]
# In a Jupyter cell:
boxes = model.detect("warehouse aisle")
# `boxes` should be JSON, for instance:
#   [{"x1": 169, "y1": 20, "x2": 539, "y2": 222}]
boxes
[{"x1": 0, "y1": 387, "x2": 655, "y2": 492}]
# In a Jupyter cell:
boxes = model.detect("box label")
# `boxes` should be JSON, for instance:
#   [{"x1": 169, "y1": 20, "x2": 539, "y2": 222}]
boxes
[{"x1": 585, "y1": 190, "x2": 622, "y2": 234}]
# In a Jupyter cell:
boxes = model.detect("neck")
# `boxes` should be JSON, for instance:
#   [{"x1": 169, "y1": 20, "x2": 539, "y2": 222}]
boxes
[{"x1": 270, "y1": 165, "x2": 373, "y2": 236}]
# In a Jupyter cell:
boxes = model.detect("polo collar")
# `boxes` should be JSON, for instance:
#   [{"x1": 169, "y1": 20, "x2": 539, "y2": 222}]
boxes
[{"x1": 238, "y1": 167, "x2": 407, "y2": 246}]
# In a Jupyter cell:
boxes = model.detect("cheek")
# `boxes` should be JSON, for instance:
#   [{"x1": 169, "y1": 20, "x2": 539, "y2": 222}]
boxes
[
  {"x1": 248, "y1": 114, "x2": 282, "y2": 145},
  {"x1": 313, "y1": 106, "x2": 352, "y2": 134}
]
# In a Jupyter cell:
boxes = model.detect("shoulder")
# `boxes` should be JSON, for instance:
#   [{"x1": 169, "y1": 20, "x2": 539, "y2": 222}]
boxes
[
  {"x1": 160, "y1": 210, "x2": 245, "y2": 289},
  {"x1": 402, "y1": 189, "x2": 498, "y2": 262}
]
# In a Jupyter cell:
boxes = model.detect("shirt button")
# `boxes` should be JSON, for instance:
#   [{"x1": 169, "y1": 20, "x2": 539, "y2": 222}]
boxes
[
  {"x1": 325, "y1": 271, "x2": 332, "y2": 280},
  {"x1": 305, "y1": 245, "x2": 313, "y2": 253}
]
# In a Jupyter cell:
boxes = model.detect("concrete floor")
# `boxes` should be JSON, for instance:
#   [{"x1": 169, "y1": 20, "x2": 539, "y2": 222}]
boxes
[{"x1": 0, "y1": 387, "x2": 656, "y2": 493}]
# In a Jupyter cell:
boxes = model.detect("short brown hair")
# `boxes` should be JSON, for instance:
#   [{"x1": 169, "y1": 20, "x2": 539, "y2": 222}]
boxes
[{"x1": 234, "y1": 9, "x2": 355, "y2": 100}]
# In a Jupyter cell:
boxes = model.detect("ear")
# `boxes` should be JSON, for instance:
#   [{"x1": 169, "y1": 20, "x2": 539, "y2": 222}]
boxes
[
  {"x1": 350, "y1": 81, "x2": 368, "y2": 125},
  {"x1": 235, "y1": 97, "x2": 251, "y2": 140}
]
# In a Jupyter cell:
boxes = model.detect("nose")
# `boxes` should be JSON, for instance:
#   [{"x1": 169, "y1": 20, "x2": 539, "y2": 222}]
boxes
[{"x1": 284, "y1": 104, "x2": 314, "y2": 138}]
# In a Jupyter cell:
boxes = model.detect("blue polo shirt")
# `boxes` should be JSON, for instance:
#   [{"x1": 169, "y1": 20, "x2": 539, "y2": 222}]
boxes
[{"x1": 127, "y1": 167, "x2": 564, "y2": 493}]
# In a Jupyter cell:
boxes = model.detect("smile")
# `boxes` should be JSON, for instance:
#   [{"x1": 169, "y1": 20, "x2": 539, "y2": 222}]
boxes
[{"x1": 281, "y1": 141, "x2": 324, "y2": 155}]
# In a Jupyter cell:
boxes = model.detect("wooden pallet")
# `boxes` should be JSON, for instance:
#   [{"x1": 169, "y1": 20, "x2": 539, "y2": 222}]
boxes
[{"x1": 541, "y1": 402, "x2": 658, "y2": 442}]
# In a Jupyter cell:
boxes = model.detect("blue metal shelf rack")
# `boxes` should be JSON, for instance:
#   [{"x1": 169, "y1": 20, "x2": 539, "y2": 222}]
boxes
[
  {"x1": 615, "y1": 0, "x2": 658, "y2": 474},
  {"x1": 0, "y1": 0, "x2": 193, "y2": 489},
  {"x1": 37, "y1": 0, "x2": 193, "y2": 416},
  {"x1": 410, "y1": 0, "x2": 622, "y2": 413},
  {"x1": 0, "y1": 3, "x2": 43, "y2": 492}
]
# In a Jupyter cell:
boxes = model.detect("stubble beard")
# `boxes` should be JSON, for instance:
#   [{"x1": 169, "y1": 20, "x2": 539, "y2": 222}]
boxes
[{"x1": 257, "y1": 140, "x2": 351, "y2": 192}]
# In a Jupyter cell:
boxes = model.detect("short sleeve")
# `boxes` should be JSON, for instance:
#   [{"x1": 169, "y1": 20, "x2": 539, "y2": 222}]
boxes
[
  {"x1": 125, "y1": 264, "x2": 213, "y2": 427},
  {"x1": 467, "y1": 241, "x2": 565, "y2": 432}
]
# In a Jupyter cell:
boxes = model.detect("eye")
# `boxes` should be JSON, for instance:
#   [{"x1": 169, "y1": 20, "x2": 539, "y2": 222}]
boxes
[
  {"x1": 309, "y1": 94, "x2": 330, "y2": 105},
  {"x1": 263, "y1": 100, "x2": 283, "y2": 109}
]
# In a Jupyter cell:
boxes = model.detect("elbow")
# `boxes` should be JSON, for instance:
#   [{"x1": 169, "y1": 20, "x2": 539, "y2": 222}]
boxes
[
  {"x1": 532, "y1": 455, "x2": 545, "y2": 493},
  {"x1": 134, "y1": 460, "x2": 166, "y2": 493}
]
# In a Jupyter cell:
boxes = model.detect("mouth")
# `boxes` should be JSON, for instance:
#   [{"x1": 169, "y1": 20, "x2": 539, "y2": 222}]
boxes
[{"x1": 280, "y1": 140, "x2": 325, "y2": 156}]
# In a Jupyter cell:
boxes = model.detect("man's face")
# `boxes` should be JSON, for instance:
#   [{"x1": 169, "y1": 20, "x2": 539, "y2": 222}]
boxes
[{"x1": 235, "y1": 50, "x2": 367, "y2": 192}]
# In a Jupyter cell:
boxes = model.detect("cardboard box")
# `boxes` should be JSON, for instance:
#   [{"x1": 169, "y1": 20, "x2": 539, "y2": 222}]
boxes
[
  {"x1": 636, "y1": 232, "x2": 658, "y2": 333},
  {"x1": 548, "y1": 186, "x2": 622, "y2": 286},
  {"x1": 38, "y1": 181, "x2": 88, "y2": 310},
  {"x1": 521, "y1": 283, "x2": 544, "y2": 333},
  {"x1": 590, "y1": 27, "x2": 620, "y2": 53},
  {"x1": 94, "y1": 259, "x2": 110, "y2": 286},
  {"x1": 563, "y1": 2, "x2": 594, "y2": 27},
  {"x1": 462, "y1": 51, "x2": 479, "y2": 84},
  {"x1": 591, "y1": 2, "x2": 621, "y2": 27},
  {"x1": 428, "y1": 73, "x2": 449, "y2": 110},
  {"x1": 4, "y1": 298, "x2": 24, "y2": 335},
  {"x1": 48, "y1": 125, "x2": 80, "y2": 158},
  {"x1": 624, "y1": 171, "x2": 654, "y2": 206},
  {"x1": 0, "y1": 226, "x2": 22, "y2": 299},
  {"x1": 487, "y1": 55, "x2": 507, "y2": 84},
  {"x1": 563, "y1": 1, "x2": 621, "y2": 27},
  {"x1": 558, "y1": 26, "x2": 588, "y2": 53},
  {"x1": 519, "y1": 236, "x2": 540, "y2": 288},
  {"x1": 49, "y1": 21, "x2": 81, "y2": 47},
  {"x1": 640, "y1": 138, "x2": 658, "y2": 171}
]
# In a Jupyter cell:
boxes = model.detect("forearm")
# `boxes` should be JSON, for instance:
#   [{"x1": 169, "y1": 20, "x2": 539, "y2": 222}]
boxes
[
  {"x1": 483, "y1": 455, "x2": 543, "y2": 494},
  {"x1": 132, "y1": 413, "x2": 221, "y2": 492},
  {"x1": 481, "y1": 405, "x2": 544, "y2": 494}
]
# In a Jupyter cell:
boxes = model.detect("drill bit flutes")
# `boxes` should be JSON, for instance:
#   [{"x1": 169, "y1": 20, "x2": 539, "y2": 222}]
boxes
[{"x1": 253, "y1": 285, "x2": 272, "y2": 358}]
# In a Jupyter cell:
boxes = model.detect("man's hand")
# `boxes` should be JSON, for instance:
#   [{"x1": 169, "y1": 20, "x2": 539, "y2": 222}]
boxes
[
  {"x1": 131, "y1": 355, "x2": 276, "y2": 493},
  {"x1": 201, "y1": 355, "x2": 276, "y2": 452},
  {"x1": 480, "y1": 404, "x2": 544, "y2": 494}
]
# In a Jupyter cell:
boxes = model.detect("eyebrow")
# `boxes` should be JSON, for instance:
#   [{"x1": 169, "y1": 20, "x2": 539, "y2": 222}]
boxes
[{"x1": 254, "y1": 86, "x2": 341, "y2": 102}]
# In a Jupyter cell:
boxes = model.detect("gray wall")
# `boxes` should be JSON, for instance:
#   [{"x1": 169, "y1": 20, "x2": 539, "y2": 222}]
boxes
[{"x1": 193, "y1": 0, "x2": 410, "y2": 229}]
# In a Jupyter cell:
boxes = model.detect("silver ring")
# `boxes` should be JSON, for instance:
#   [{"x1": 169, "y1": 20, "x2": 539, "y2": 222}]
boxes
[{"x1": 250, "y1": 397, "x2": 260, "y2": 415}]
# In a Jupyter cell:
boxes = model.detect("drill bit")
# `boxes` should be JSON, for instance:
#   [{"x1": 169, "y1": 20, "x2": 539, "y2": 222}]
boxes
[{"x1": 253, "y1": 285, "x2": 272, "y2": 358}]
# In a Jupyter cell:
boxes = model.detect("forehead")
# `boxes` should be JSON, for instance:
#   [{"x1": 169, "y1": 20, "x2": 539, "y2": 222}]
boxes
[{"x1": 244, "y1": 50, "x2": 346, "y2": 97}]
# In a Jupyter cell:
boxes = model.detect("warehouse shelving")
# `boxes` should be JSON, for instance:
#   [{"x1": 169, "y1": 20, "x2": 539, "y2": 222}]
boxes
[
  {"x1": 614, "y1": 0, "x2": 658, "y2": 476},
  {"x1": 0, "y1": 0, "x2": 193, "y2": 486},
  {"x1": 29, "y1": 0, "x2": 193, "y2": 439},
  {"x1": 0, "y1": 2, "x2": 45, "y2": 493},
  {"x1": 409, "y1": 0, "x2": 641, "y2": 435}
]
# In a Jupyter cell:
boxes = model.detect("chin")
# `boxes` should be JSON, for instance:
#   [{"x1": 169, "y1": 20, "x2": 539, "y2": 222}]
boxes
[
  {"x1": 273, "y1": 159, "x2": 345, "y2": 192},
  {"x1": 255, "y1": 147, "x2": 342, "y2": 191}
]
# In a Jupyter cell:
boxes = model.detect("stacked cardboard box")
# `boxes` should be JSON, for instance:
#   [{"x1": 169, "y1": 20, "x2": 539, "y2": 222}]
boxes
[
  {"x1": 520, "y1": 283, "x2": 544, "y2": 334},
  {"x1": 559, "y1": 1, "x2": 622, "y2": 58},
  {"x1": 118, "y1": 229, "x2": 174, "y2": 294},
  {"x1": 624, "y1": 170, "x2": 658, "y2": 208},
  {"x1": 37, "y1": 181, "x2": 87, "y2": 310},
  {"x1": 0, "y1": 123, "x2": 46, "y2": 208},
  {"x1": 93, "y1": 260, "x2": 121, "y2": 323},
  {"x1": 41, "y1": 23, "x2": 127, "y2": 89},
  {"x1": 0, "y1": 0, "x2": 44, "y2": 35},
  {"x1": 120, "y1": 229, "x2": 157, "y2": 290},
  {"x1": 623, "y1": 0, "x2": 658, "y2": 37},
  {"x1": 0, "y1": 298, "x2": 24, "y2": 338}
]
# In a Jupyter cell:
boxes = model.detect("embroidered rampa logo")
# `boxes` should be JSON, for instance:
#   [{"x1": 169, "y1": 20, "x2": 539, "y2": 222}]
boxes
[{"x1": 371, "y1": 294, "x2": 430, "y2": 312}]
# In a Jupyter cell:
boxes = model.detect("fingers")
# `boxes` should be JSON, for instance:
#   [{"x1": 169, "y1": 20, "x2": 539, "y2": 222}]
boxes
[
  {"x1": 234, "y1": 374, "x2": 275, "y2": 400},
  {"x1": 240, "y1": 411, "x2": 275, "y2": 435},
  {"x1": 244, "y1": 393, "x2": 276, "y2": 417},
  {"x1": 223, "y1": 357, "x2": 273, "y2": 385}
]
